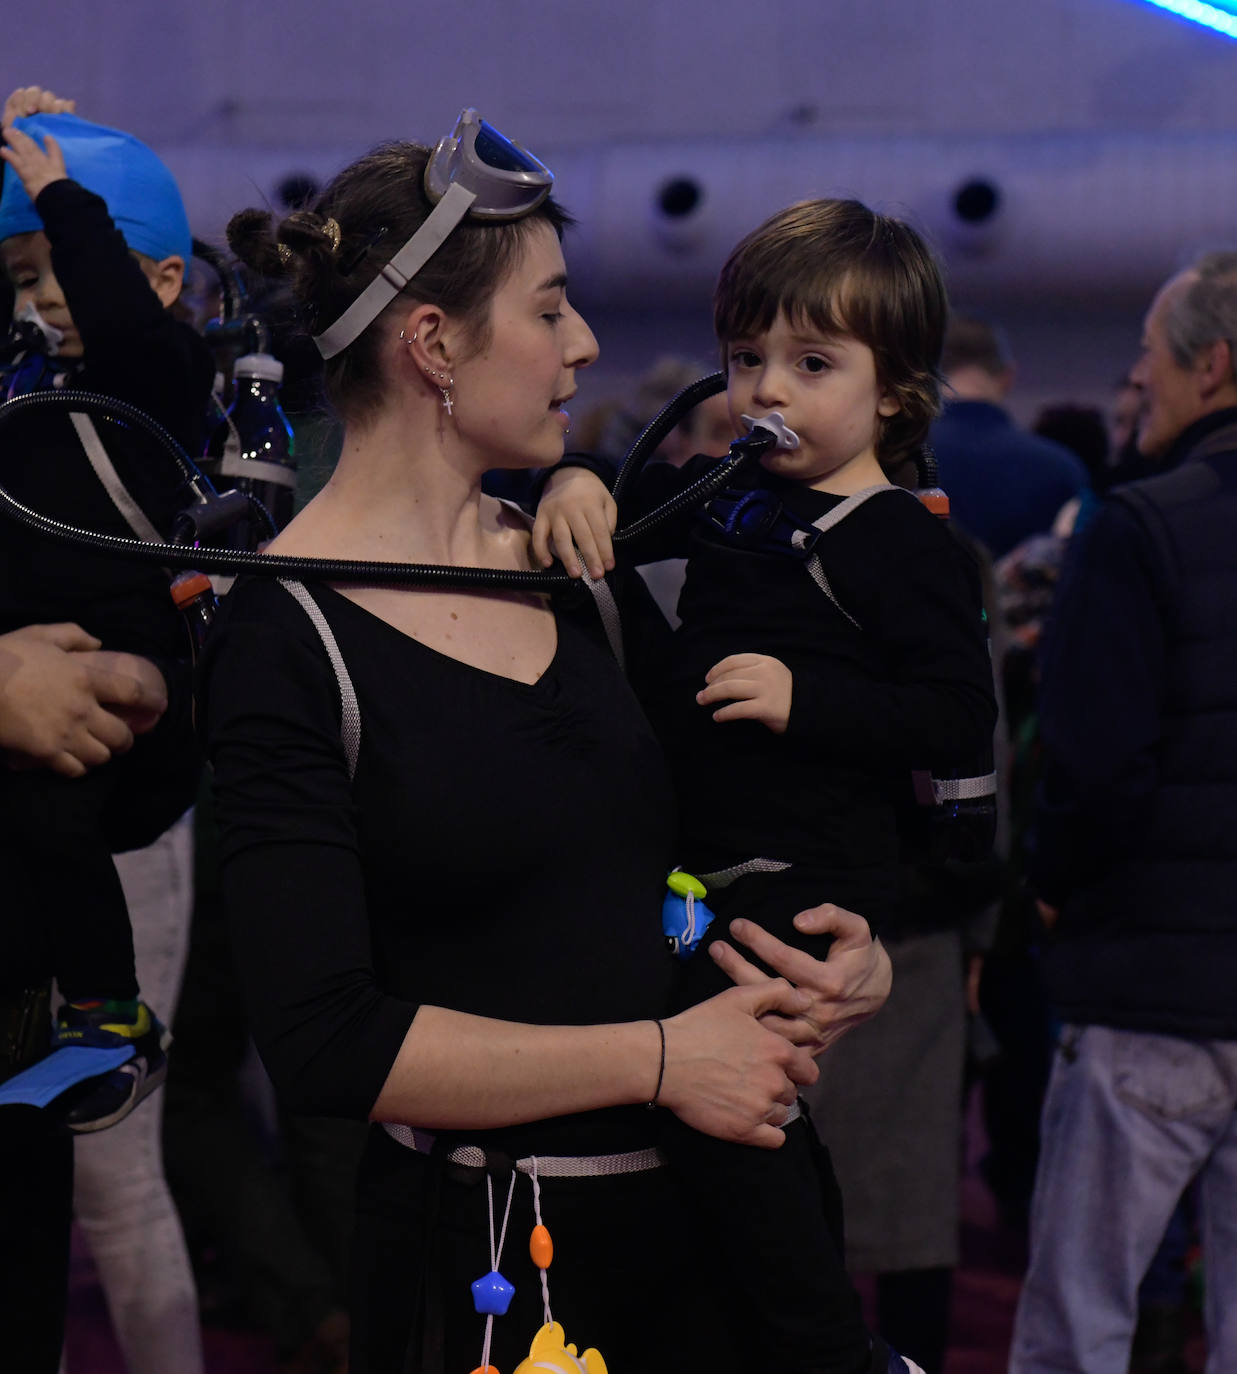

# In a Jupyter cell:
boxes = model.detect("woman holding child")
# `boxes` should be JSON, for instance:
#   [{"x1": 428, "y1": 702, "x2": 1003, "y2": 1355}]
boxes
[{"x1": 207, "y1": 111, "x2": 901, "y2": 1372}]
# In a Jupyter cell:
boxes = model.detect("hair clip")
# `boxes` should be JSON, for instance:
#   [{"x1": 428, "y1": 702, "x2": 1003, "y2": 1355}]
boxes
[{"x1": 337, "y1": 224, "x2": 389, "y2": 276}]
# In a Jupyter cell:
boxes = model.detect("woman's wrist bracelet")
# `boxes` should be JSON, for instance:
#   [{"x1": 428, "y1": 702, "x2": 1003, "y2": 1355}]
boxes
[{"x1": 647, "y1": 1018, "x2": 666, "y2": 1108}]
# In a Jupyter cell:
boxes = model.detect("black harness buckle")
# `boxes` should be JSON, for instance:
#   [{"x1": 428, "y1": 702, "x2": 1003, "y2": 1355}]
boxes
[{"x1": 702, "y1": 487, "x2": 821, "y2": 560}]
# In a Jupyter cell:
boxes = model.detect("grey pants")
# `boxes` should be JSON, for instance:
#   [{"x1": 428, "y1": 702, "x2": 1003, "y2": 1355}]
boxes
[{"x1": 1010, "y1": 1023, "x2": 1237, "y2": 1374}]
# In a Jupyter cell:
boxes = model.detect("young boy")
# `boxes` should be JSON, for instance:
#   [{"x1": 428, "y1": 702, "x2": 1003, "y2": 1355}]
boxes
[
  {"x1": 534, "y1": 199, "x2": 997, "y2": 1372},
  {"x1": 0, "y1": 88, "x2": 214, "y2": 1130}
]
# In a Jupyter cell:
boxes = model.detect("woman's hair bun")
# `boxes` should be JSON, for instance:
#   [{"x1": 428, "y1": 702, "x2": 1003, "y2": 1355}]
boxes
[
  {"x1": 226, "y1": 207, "x2": 285, "y2": 276},
  {"x1": 226, "y1": 207, "x2": 341, "y2": 284}
]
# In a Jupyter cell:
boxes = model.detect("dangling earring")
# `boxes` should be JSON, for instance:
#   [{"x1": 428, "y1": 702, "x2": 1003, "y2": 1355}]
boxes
[{"x1": 425, "y1": 365, "x2": 454, "y2": 417}]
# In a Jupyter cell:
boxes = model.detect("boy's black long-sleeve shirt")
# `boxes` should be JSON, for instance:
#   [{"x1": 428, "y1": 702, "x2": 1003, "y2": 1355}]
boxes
[{"x1": 560, "y1": 452, "x2": 997, "y2": 917}]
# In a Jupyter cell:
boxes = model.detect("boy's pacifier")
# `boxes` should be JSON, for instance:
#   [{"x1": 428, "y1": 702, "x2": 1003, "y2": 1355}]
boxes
[
  {"x1": 662, "y1": 870, "x2": 716, "y2": 960},
  {"x1": 15, "y1": 302, "x2": 65, "y2": 357},
  {"x1": 740, "y1": 410, "x2": 800, "y2": 450}
]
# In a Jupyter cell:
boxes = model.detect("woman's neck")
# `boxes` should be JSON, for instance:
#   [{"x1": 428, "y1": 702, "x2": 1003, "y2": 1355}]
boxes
[{"x1": 273, "y1": 404, "x2": 526, "y2": 569}]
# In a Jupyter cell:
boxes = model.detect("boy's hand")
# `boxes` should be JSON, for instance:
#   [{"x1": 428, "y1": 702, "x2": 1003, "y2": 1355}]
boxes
[
  {"x1": 697, "y1": 653, "x2": 793, "y2": 733},
  {"x1": 2, "y1": 86, "x2": 75, "y2": 130},
  {"x1": 530, "y1": 467, "x2": 616, "y2": 579},
  {"x1": 710, "y1": 904, "x2": 892, "y2": 1056},
  {"x1": 0, "y1": 123, "x2": 68, "y2": 202}
]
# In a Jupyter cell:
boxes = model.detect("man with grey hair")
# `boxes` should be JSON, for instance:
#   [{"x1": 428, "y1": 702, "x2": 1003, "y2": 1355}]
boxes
[
  {"x1": 928, "y1": 315, "x2": 1087, "y2": 558},
  {"x1": 1009, "y1": 250, "x2": 1237, "y2": 1372}
]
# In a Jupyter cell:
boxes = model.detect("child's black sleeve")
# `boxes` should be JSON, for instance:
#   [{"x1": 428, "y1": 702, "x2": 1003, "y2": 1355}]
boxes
[
  {"x1": 35, "y1": 179, "x2": 214, "y2": 454},
  {"x1": 785, "y1": 504, "x2": 997, "y2": 770}
]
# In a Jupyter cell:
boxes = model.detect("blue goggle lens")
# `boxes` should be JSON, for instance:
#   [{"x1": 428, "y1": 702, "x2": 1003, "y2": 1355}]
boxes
[{"x1": 473, "y1": 120, "x2": 547, "y2": 176}]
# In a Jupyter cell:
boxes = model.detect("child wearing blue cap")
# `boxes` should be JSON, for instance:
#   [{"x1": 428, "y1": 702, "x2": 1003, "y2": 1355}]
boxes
[{"x1": 0, "y1": 86, "x2": 213, "y2": 1133}]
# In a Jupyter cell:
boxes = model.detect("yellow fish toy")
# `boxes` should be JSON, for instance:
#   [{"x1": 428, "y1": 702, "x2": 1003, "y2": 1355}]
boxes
[{"x1": 512, "y1": 1320, "x2": 607, "y2": 1374}]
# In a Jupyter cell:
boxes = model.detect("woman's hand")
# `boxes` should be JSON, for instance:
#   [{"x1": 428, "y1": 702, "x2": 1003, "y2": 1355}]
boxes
[
  {"x1": 530, "y1": 467, "x2": 616, "y2": 579},
  {"x1": 710, "y1": 903, "x2": 891, "y2": 1056},
  {"x1": 657, "y1": 979, "x2": 818, "y2": 1149}
]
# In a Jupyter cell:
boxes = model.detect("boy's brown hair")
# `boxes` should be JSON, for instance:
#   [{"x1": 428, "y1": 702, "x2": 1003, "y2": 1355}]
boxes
[{"x1": 713, "y1": 198, "x2": 947, "y2": 467}]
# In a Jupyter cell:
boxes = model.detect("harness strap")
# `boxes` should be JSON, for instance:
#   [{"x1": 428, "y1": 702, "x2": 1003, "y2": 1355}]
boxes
[
  {"x1": 382, "y1": 1100, "x2": 801, "y2": 1171},
  {"x1": 696, "y1": 857, "x2": 792, "y2": 889},
  {"x1": 277, "y1": 579, "x2": 362, "y2": 780},
  {"x1": 792, "y1": 485, "x2": 914, "y2": 633},
  {"x1": 70, "y1": 412, "x2": 163, "y2": 543},
  {"x1": 579, "y1": 565, "x2": 625, "y2": 670},
  {"x1": 213, "y1": 452, "x2": 297, "y2": 489},
  {"x1": 800, "y1": 483, "x2": 912, "y2": 540},
  {"x1": 382, "y1": 1122, "x2": 668, "y2": 1176},
  {"x1": 931, "y1": 772, "x2": 998, "y2": 803},
  {"x1": 802, "y1": 558, "x2": 860, "y2": 629},
  {"x1": 793, "y1": 484, "x2": 995, "y2": 813}
]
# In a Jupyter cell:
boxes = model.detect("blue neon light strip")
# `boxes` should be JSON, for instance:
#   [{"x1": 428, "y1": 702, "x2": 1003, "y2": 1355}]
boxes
[{"x1": 1132, "y1": 0, "x2": 1237, "y2": 38}]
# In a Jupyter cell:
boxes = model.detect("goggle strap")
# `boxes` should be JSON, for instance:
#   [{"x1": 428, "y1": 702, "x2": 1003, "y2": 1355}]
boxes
[{"x1": 313, "y1": 181, "x2": 477, "y2": 360}]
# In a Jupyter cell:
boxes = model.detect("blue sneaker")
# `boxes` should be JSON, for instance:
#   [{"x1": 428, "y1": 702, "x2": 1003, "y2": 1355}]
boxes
[{"x1": 52, "y1": 1000, "x2": 171, "y2": 1133}]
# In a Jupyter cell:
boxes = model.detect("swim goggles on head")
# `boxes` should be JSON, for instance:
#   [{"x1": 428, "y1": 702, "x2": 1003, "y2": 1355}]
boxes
[{"x1": 313, "y1": 109, "x2": 554, "y2": 359}]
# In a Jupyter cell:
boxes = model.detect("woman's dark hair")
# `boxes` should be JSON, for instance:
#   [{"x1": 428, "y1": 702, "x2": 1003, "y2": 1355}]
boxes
[
  {"x1": 227, "y1": 142, "x2": 571, "y2": 424},
  {"x1": 713, "y1": 198, "x2": 948, "y2": 467}
]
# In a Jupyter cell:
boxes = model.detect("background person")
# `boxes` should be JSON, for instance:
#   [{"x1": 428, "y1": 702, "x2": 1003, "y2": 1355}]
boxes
[
  {"x1": 1009, "y1": 250, "x2": 1237, "y2": 1373},
  {"x1": 928, "y1": 314, "x2": 1088, "y2": 559}
]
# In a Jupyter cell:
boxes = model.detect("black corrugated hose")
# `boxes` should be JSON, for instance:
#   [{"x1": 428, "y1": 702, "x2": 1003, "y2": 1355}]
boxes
[{"x1": 0, "y1": 380, "x2": 775, "y2": 589}]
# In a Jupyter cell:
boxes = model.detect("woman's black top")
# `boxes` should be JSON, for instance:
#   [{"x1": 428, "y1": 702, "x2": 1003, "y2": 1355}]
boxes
[{"x1": 203, "y1": 577, "x2": 677, "y2": 1156}]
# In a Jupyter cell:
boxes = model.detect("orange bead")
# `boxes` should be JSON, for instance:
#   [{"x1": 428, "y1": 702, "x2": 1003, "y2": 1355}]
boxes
[
  {"x1": 469, "y1": 1366, "x2": 500, "y2": 1373},
  {"x1": 529, "y1": 1223, "x2": 554, "y2": 1269}
]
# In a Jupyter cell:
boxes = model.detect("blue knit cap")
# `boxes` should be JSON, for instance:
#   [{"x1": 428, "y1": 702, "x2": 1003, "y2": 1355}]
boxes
[{"x1": 0, "y1": 112, "x2": 191, "y2": 262}]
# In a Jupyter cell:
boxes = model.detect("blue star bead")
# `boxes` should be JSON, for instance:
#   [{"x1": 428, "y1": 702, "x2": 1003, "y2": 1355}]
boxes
[{"x1": 470, "y1": 1270, "x2": 515, "y2": 1315}]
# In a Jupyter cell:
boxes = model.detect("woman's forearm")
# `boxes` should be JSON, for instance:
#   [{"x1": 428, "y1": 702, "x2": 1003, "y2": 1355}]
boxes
[
  {"x1": 369, "y1": 980, "x2": 818, "y2": 1150},
  {"x1": 369, "y1": 1007, "x2": 659, "y2": 1128}
]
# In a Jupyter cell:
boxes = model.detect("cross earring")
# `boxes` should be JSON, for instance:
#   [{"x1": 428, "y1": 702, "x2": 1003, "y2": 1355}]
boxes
[{"x1": 425, "y1": 365, "x2": 454, "y2": 416}]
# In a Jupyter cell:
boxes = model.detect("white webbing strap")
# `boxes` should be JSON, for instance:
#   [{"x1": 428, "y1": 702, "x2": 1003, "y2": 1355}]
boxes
[
  {"x1": 800, "y1": 483, "x2": 911, "y2": 540},
  {"x1": 69, "y1": 412, "x2": 162, "y2": 543},
  {"x1": 803, "y1": 558, "x2": 860, "y2": 629},
  {"x1": 492, "y1": 498, "x2": 626, "y2": 669},
  {"x1": 213, "y1": 453, "x2": 297, "y2": 489},
  {"x1": 381, "y1": 1101, "x2": 801, "y2": 1165},
  {"x1": 381, "y1": 1122, "x2": 667, "y2": 1176},
  {"x1": 696, "y1": 856, "x2": 792, "y2": 889},
  {"x1": 579, "y1": 565, "x2": 625, "y2": 671},
  {"x1": 313, "y1": 182, "x2": 477, "y2": 359},
  {"x1": 931, "y1": 771, "x2": 998, "y2": 803},
  {"x1": 277, "y1": 579, "x2": 362, "y2": 781},
  {"x1": 794, "y1": 485, "x2": 915, "y2": 632}
]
